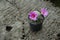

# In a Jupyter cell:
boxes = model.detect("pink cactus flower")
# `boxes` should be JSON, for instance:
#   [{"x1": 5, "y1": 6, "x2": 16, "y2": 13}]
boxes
[
  {"x1": 28, "y1": 11, "x2": 40, "y2": 21},
  {"x1": 41, "y1": 8, "x2": 48, "y2": 17}
]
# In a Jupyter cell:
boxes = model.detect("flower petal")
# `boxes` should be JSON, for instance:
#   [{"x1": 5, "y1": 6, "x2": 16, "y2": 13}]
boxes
[
  {"x1": 28, "y1": 11, "x2": 39, "y2": 21},
  {"x1": 29, "y1": 16, "x2": 37, "y2": 21},
  {"x1": 41, "y1": 8, "x2": 48, "y2": 17}
]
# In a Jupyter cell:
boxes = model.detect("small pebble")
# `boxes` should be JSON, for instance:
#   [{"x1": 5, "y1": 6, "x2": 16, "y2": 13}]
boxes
[
  {"x1": 21, "y1": 34, "x2": 25, "y2": 39},
  {"x1": 57, "y1": 33, "x2": 60, "y2": 37},
  {"x1": 6, "y1": 26, "x2": 12, "y2": 32},
  {"x1": 55, "y1": 33, "x2": 60, "y2": 40},
  {"x1": 22, "y1": 22, "x2": 25, "y2": 24}
]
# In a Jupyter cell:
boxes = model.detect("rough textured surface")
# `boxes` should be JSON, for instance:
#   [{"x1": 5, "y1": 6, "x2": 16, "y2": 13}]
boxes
[{"x1": 0, "y1": 0, "x2": 60, "y2": 40}]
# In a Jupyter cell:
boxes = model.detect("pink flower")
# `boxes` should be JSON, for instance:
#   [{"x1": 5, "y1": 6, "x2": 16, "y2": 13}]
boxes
[
  {"x1": 41, "y1": 8, "x2": 48, "y2": 17},
  {"x1": 28, "y1": 11, "x2": 39, "y2": 21}
]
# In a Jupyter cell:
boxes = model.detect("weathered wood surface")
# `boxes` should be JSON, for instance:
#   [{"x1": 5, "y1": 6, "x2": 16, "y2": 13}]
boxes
[{"x1": 0, "y1": 0, "x2": 60, "y2": 40}]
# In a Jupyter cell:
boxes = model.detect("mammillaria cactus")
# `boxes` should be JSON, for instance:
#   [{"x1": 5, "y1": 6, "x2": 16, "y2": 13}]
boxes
[{"x1": 28, "y1": 8, "x2": 48, "y2": 24}]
